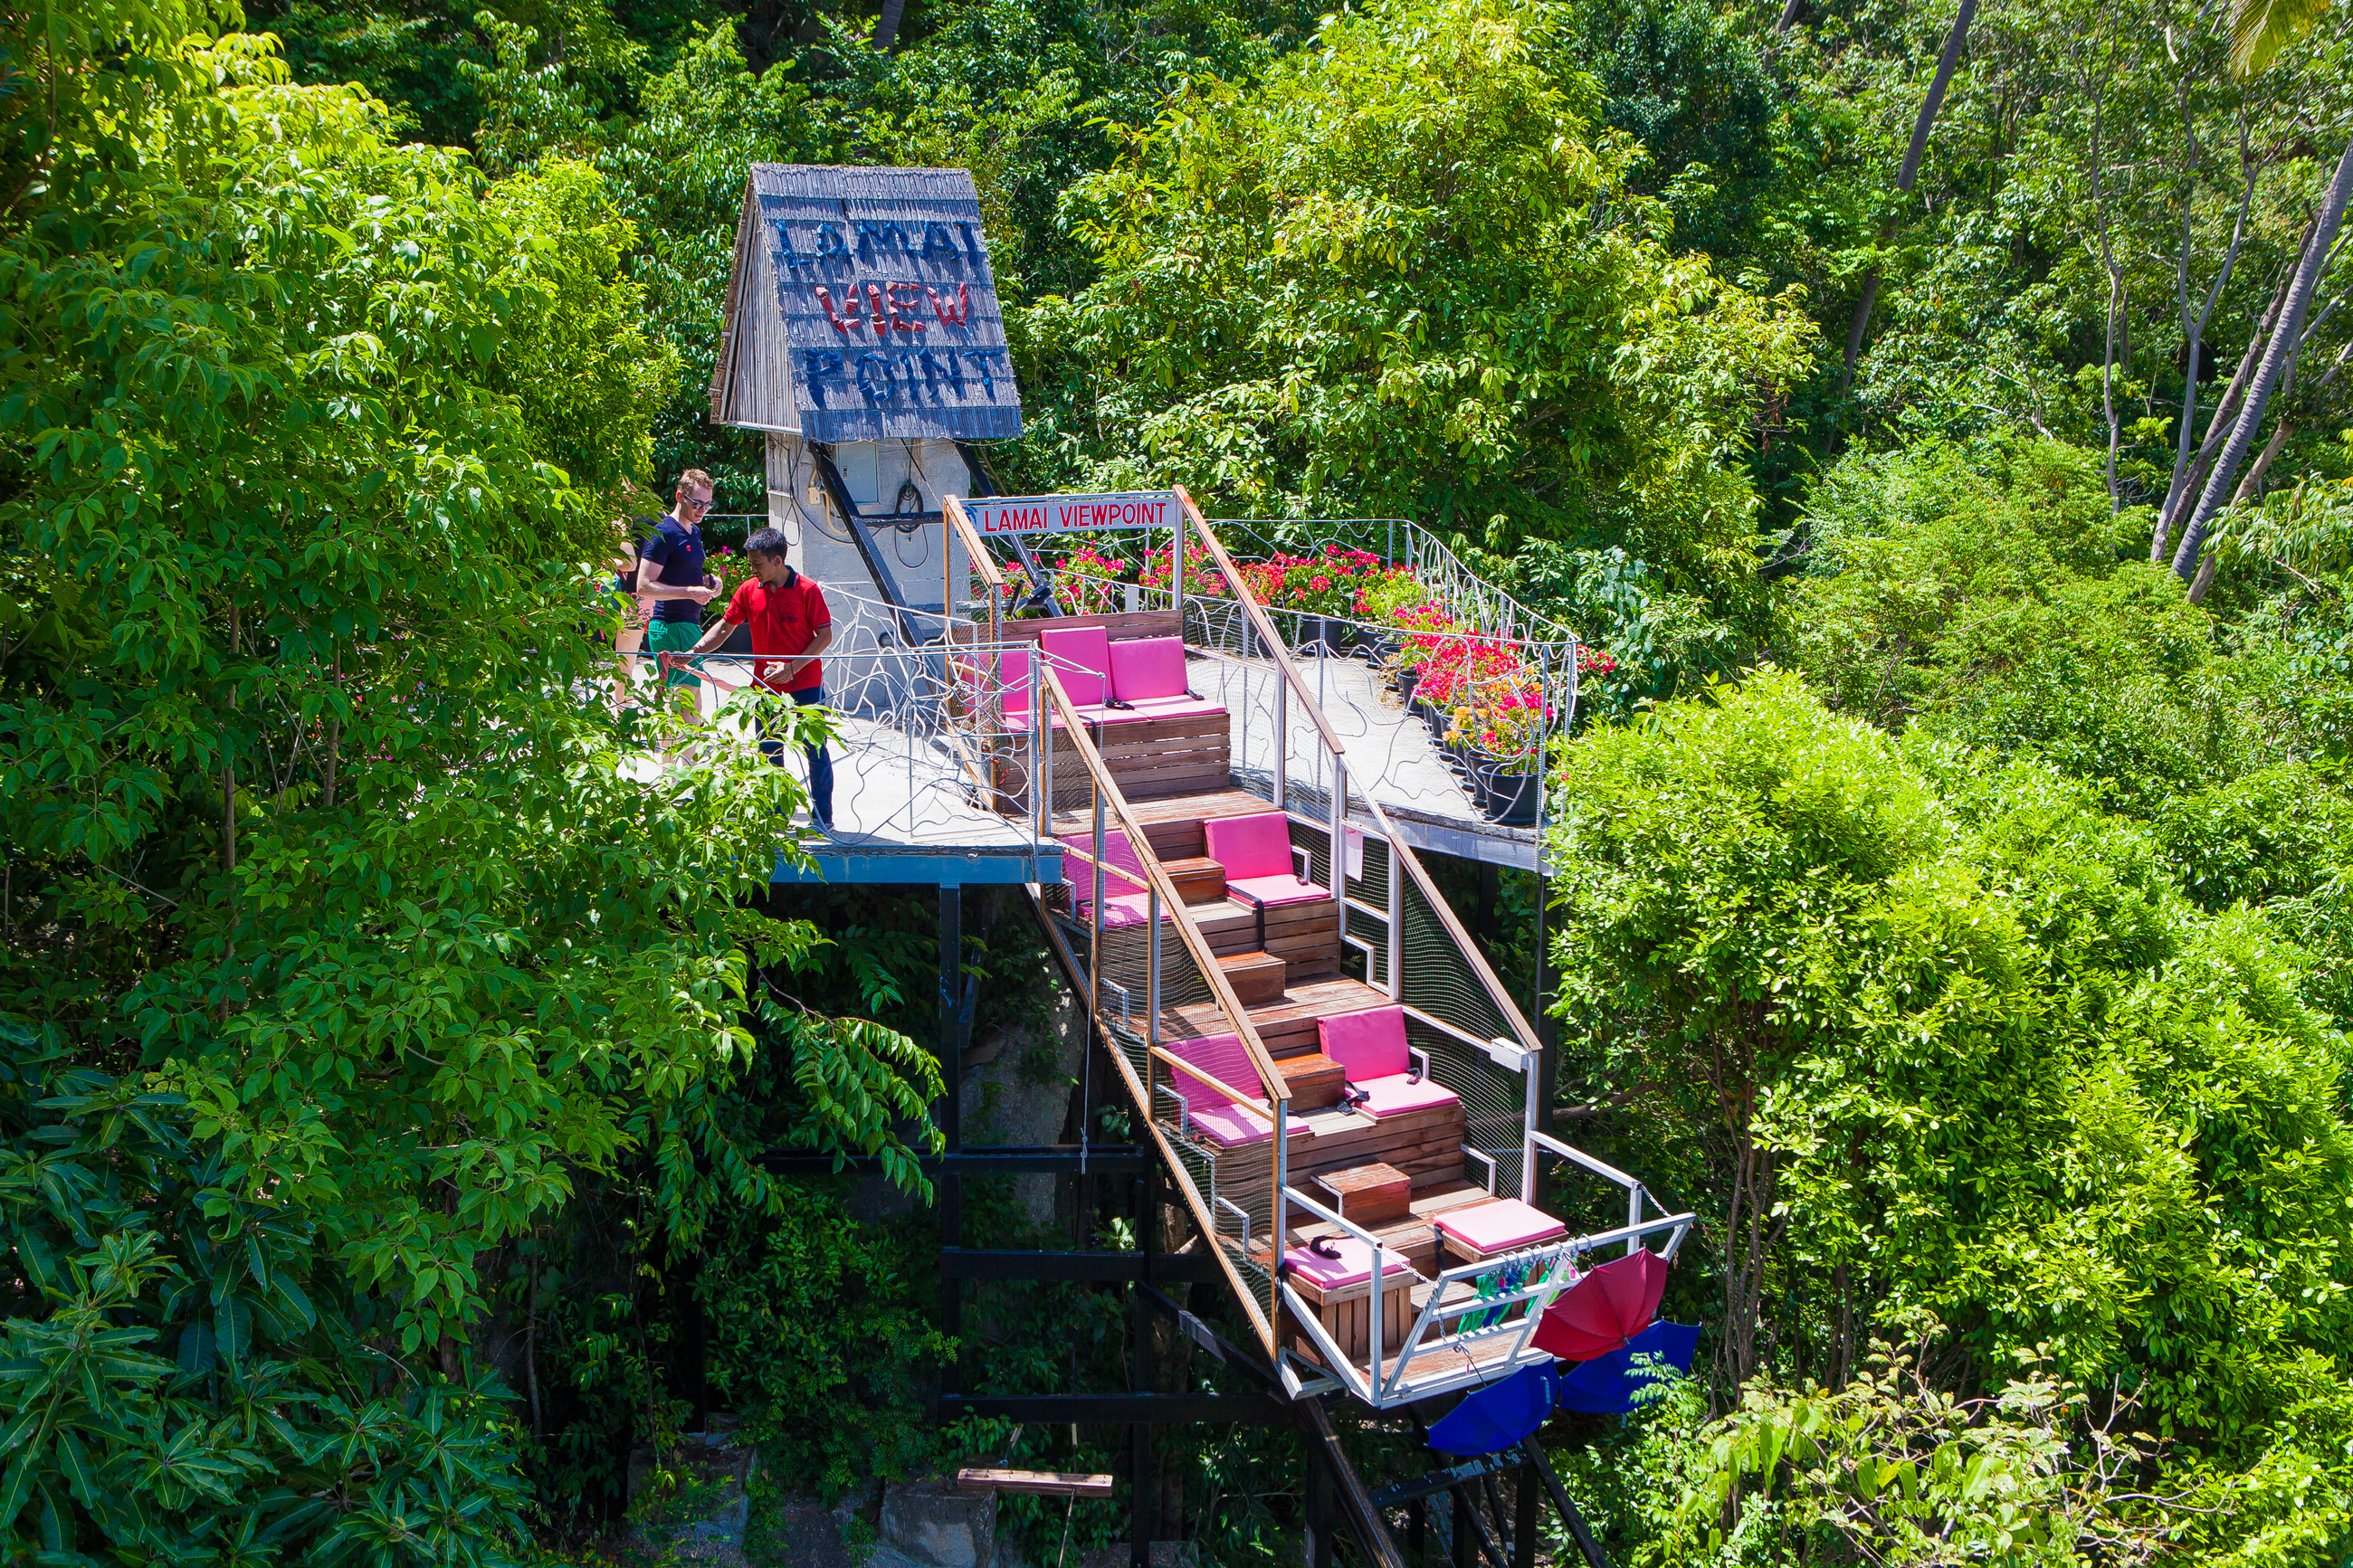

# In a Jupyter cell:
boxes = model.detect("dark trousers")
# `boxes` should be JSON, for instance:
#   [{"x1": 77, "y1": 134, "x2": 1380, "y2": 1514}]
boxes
[{"x1": 760, "y1": 685, "x2": 834, "y2": 825}]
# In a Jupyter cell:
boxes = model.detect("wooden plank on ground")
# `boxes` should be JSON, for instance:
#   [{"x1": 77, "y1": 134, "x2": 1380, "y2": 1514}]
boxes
[{"x1": 956, "y1": 1468, "x2": 1117, "y2": 1499}]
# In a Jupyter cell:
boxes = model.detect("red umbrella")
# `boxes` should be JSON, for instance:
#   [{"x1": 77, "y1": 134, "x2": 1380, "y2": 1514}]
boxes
[{"x1": 1531, "y1": 1249, "x2": 1667, "y2": 1363}]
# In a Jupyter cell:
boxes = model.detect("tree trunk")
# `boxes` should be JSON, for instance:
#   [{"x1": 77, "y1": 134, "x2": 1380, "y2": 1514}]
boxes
[
  {"x1": 2174, "y1": 136, "x2": 2353, "y2": 583},
  {"x1": 872, "y1": 0, "x2": 907, "y2": 49},
  {"x1": 2186, "y1": 418, "x2": 2293, "y2": 602},
  {"x1": 1839, "y1": 0, "x2": 1979, "y2": 395}
]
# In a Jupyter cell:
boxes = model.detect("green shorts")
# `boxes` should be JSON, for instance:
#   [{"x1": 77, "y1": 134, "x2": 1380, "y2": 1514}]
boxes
[{"x1": 648, "y1": 615, "x2": 703, "y2": 687}]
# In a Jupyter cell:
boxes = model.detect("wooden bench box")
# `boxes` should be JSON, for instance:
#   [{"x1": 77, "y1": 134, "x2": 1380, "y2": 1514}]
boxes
[
  {"x1": 1312, "y1": 1162, "x2": 1413, "y2": 1226},
  {"x1": 1277, "y1": 1053, "x2": 1348, "y2": 1112},
  {"x1": 1284, "y1": 1249, "x2": 1417, "y2": 1364}
]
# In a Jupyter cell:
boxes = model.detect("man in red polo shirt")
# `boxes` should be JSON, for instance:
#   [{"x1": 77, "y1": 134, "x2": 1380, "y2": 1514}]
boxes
[{"x1": 683, "y1": 526, "x2": 834, "y2": 827}]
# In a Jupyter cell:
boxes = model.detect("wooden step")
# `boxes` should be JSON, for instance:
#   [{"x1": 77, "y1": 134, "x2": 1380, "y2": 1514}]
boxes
[
  {"x1": 1276, "y1": 1052, "x2": 1348, "y2": 1112},
  {"x1": 1065, "y1": 789, "x2": 1288, "y2": 861},
  {"x1": 1164, "y1": 856, "x2": 1228, "y2": 905},
  {"x1": 1310, "y1": 1162, "x2": 1414, "y2": 1227},
  {"x1": 1216, "y1": 948, "x2": 1286, "y2": 1005},
  {"x1": 1164, "y1": 974, "x2": 1390, "y2": 1058}
]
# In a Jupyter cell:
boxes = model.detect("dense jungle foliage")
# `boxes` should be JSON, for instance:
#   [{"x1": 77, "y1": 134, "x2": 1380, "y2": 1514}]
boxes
[{"x1": 6, "y1": 0, "x2": 2353, "y2": 1560}]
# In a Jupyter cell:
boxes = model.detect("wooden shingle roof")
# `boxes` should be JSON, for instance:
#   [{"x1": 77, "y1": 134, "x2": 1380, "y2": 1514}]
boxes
[{"x1": 709, "y1": 165, "x2": 1023, "y2": 442}]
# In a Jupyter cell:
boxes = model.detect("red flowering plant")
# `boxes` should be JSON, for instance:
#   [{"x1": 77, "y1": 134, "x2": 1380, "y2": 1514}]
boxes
[
  {"x1": 704, "y1": 544, "x2": 748, "y2": 607},
  {"x1": 1138, "y1": 540, "x2": 1231, "y2": 598},
  {"x1": 1575, "y1": 643, "x2": 1617, "y2": 679},
  {"x1": 1444, "y1": 679, "x2": 1553, "y2": 770},
  {"x1": 1415, "y1": 635, "x2": 1526, "y2": 708},
  {"x1": 1386, "y1": 603, "x2": 1462, "y2": 673},
  {"x1": 1237, "y1": 544, "x2": 1390, "y2": 618},
  {"x1": 996, "y1": 541, "x2": 1136, "y2": 615},
  {"x1": 1051, "y1": 542, "x2": 1134, "y2": 615}
]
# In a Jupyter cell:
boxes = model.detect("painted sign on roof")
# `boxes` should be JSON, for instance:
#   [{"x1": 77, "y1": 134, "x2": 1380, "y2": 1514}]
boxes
[
  {"x1": 751, "y1": 165, "x2": 1021, "y2": 442},
  {"x1": 966, "y1": 492, "x2": 1177, "y2": 536}
]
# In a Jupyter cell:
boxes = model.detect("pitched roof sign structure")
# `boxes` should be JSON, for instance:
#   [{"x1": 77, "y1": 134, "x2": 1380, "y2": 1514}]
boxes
[{"x1": 710, "y1": 165, "x2": 1024, "y2": 442}]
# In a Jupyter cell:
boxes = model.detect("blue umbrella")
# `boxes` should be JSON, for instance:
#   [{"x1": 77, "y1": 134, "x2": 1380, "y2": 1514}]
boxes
[
  {"x1": 1555, "y1": 1321, "x2": 1700, "y2": 1414},
  {"x1": 1425, "y1": 1364, "x2": 1558, "y2": 1457}
]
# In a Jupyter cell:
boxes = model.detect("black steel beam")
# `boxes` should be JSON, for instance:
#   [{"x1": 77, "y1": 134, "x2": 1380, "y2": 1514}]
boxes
[
  {"x1": 939, "y1": 1250, "x2": 1224, "y2": 1283},
  {"x1": 935, "y1": 1394, "x2": 1291, "y2": 1424},
  {"x1": 755, "y1": 1145, "x2": 1150, "y2": 1174},
  {"x1": 1367, "y1": 1453, "x2": 1523, "y2": 1510},
  {"x1": 1132, "y1": 1283, "x2": 1285, "y2": 1392},
  {"x1": 1521, "y1": 1441, "x2": 1615, "y2": 1568}
]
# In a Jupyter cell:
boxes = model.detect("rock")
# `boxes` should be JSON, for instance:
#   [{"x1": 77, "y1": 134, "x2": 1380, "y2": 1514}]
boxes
[
  {"x1": 1076, "y1": 1545, "x2": 1196, "y2": 1568},
  {"x1": 958, "y1": 992, "x2": 1087, "y2": 1225},
  {"x1": 878, "y1": 1478, "x2": 998, "y2": 1568},
  {"x1": 624, "y1": 1421, "x2": 759, "y2": 1565}
]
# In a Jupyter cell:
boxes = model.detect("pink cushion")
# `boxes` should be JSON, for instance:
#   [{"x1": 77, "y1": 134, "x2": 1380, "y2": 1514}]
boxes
[
  {"x1": 1060, "y1": 829, "x2": 1148, "y2": 893},
  {"x1": 1433, "y1": 1199, "x2": 1566, "y2": 1257},
  {"x1": 1358, "y1": 1074, "x2": 1460, "y2": 1117},
  {"x1": 1038, "y1": 625, "x2": 1110, "y2": 708},
  {"x1": 1095, "y1": 892, "x2": 1157, "y2": 929},
  {"x1": 999, "y1": 649, "x2": 1030, "y2": 714},
  {"x1": 1318, "y1": 1006, "x2": 1411, "y2": 1083},
  {"x1": 1164, "y1": 1031, "x2": 1262, "y2": 1113},
  {"x1": 1229, "y1": 872, "x2": 1329, "y2": 908},
  {"x1": 1164, "y1": 1031, "x2": 1291, "y2": 1148},
  {"x1": 1204, "y1": 813, "x2": 1297, "y2": 881},
  {"x1": 1283, "y1": 1237, "x2": 1413, "y2": 1290},
  {"x1": 1186, "y1": 1103, "x2": 1276, "y2": 1147},
  {"x1": 1109, "y1": 637, "x2": 1191, "y2": 701}
]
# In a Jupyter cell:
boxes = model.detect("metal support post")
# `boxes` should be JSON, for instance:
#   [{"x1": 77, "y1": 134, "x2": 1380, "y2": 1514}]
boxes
[
  {"x1": 1131, "y1": 1159, "x2": 1155, "y2": 1568},
  {"x1": 1452, "y1": 1488, "x2": 1476, "y2": 1568},
  {"x1": 1305, "y1": 1439, "x2": 1333, "y2": 1568},
  {"x1": 1513, "y1": 1463, "x2": 1538, "y2": 1567},
  {"x1": 1386, "y1": 832, "x2": 1404, "y2": 1000},
  {"x1": 1273, "y1": 678, "x2": 1289, "y2": 811},
  {"x1": 1409, "y1": 1498, "x2": 1426, "y2": 1566},
  {"x1": 938, "y1": 886, "x2": 965, "y2": 1403},
  {"x1": 1330, "y1": 759, "x2": 1348, "y2": 962}
]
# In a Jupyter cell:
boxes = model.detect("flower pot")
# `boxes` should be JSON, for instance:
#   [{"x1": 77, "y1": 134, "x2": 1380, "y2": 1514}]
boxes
[
  {"x1": 1394, "y1": 669, "x2": 1419, "y2": 704},
  {"x1": 1472, "y1": 760, "x2": 1542, "y2": 825},
  {"x1": 1293, "y1": 615, "x2": 1357, "y2": 658}
]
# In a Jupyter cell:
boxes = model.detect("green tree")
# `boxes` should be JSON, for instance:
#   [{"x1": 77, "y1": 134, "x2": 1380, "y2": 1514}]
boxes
[
  {"x1": 1544, "y1": 670, "x2": 2353, "y2": 1478},
  {"x1": 1023, "y1": 0, "x2": 1817, "y2": 621},
  {"x1": 0, "y1": 2, "x2": 938, "y2": 1551}
]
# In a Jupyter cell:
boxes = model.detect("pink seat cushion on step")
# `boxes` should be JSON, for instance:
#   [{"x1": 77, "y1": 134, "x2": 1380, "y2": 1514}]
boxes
[
  {"x1": 1059, "y1": 829, "x2": 1149, "y2": 901},
  {"x1": 1282, "y1": 1236, "x2": 1414, "y2": 1291},
  {"x1": 998, "y1": 649, "x2": 1030, "y2": 714},
  {"x1": 1038, "y1": 625, "x2": 1111, "y2": 708},
  {"x1": 1186, "y1": 1103, "x2": 1278, "y2": 1148},
  {"x1": 1163, "y1": 1031, "x2": 1291, "y2": 1148},
  {"x1": 1317, "y1": 1005, "x2": 1412, "y2": 1084},
  {"x1": 1358, "y1": 1073, "x2": 1461, "y2": 1118},
  {"x1": 1109, "y1": 636, "x2": 1192, "y2": 702},
  {"x1": 1227, "y1": 872, "x2": 1329, "y2": 908},
  {"x1": 1204, "y1": 812, "x2": 1299, "y2": 881},
  {"x1": 1163, "y1": 1031, "x2": 1259, "y2": 1113},
  {"x1": 1433, "y1": 1199, "x2": 1567, "y2": 1258},
  {"x1": 1095, "y1": 892, "x2": 1157, "y2": 929}
]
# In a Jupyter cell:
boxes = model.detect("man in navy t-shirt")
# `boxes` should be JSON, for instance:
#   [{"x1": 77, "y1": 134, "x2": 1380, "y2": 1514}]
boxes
[{"x1": 634, "y1": 469, "x2": 721, "y2": 717}]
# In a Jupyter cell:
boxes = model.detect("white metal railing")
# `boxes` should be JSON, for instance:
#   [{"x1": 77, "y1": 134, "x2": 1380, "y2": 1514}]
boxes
[
  {"x1": 1276, "y1": 1183, "x2": 1695, "y2": 1407},
  {"x1": 912, "y1": 493, "x2": 1685, "y2": 1392}
]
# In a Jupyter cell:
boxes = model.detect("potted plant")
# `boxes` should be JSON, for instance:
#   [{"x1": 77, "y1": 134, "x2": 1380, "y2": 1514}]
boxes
[
  {"x1": 1355, "y1": 571, "x2": 1430, "y2": 668},
  {"x1": 1444, "y1": 684, "x2": 1549, "y2": 825}
]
